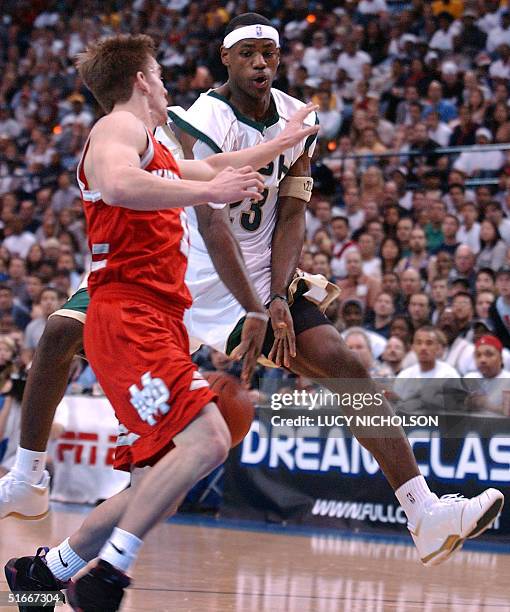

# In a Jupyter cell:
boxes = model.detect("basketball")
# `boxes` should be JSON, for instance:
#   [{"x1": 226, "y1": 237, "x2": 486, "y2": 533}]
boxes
[{"x1": 203, "y1": 371, "x2": 255, "y2": 448}]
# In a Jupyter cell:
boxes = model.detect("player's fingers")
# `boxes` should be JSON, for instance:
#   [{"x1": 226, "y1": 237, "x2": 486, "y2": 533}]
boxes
[
  {"x1": 288, "y1": 329, "x2": 296, "y2": 358},
  {"x1": 268, "y1": 340, "x2": 278, "y2": 363},
  {"x1": 230, "y1": 341, "x2": 247, "y2": 361},
  {"x1": 237, "y1": 165, "x2": 254, "y2": 174},
  {"x1": 244, "y1": 177, "x2": 265, "y2": 191},
  {"x1": 239, "y1": 189, "x2": 263, "y2": 201},
  {"x1": 292, "y1": 103, "x2": 319, "y2": 122},
  {"x1": 302, "y1": 125, "x2": 320, "y2": 136},
  {"x1": 276, "y1": 339, "x2": 285, "y2": 367}
]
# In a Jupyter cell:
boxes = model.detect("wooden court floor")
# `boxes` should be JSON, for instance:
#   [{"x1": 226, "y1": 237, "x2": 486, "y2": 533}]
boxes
[{"x1": 0, "y1": 505, "x2": 508, "y2": 611}]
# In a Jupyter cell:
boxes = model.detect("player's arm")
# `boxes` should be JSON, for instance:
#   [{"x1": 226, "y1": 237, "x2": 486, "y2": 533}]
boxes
[
  {"x1": 87, "y1": 112, "x2": 264, "y2": 210},
  {"x1": 195, "y1": 202, "x2": 267, "y2": 385},
  {"x1": 267, "y1": 152, "x2": 312, "y2": 367},
  {"x1": 176, "y1": 104, "x2": 319, "y2": 181}
]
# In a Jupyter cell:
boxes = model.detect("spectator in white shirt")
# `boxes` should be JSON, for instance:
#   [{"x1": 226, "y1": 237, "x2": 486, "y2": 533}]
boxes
[
  {"x1": 358, "y1": 0, "x2": 388, "y2": 14},
  {"x1": 489, "y1": 44, "x2": 510, "y2": 81},
  {"x1": 425, "y1": 110, "x2": 452, "y2": 147},
  {"x1": 454, "y1": 128, "x2": 505, "y2": 177},
  {"x1": 464, "y1": 335, "x2": 510, "y2": 414},
  {"x1": 357, "y1": 232, "x2": 382, "y2": 279},
  {"x1": 486, "y1": 11, "x2": 510, "y2": 53},
  {"x1": 303, "y1": 32, "x2": 330, "y2": 79},
  {"x1": 429, "y1": 12, "x2": 456, "y2": 52},
  {"x1": 2, "y1": 219, "x2": 36, "y2": 259},
  {"x1": 316, "y1": 90, "x2": 342, "y2": 140},
  {"x1": 456, "y1": 202, "x2": 481, "y2": 253},
  {"x1": 337, "y1": 39, "x2": 371, "y2": 84},
  {"x1": 394, "y1": 326, "x2": 460, "y2": 411}
]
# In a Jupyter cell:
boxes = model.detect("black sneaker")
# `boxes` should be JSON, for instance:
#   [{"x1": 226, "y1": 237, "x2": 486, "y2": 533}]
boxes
[
  {"x1": 67, "y1": 559, "x2": 130, "y2": 612},
  {"x1": 4, "y1": 547, "x2": 67, "y2": 611}
]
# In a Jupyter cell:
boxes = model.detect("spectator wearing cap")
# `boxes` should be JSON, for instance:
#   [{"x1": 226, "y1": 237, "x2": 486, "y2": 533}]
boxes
[
  {"x1": 340, "y1": 300, "x2": 387, "y2": 360},
  {"x1": 485, "y1": 201, "x2": 510, "y2": 245},
  {"x1": 489, "y1": 266, "x2": 510, "y2": 349},
  {"x1": 337, "y1": 249, "x2": 381, "y2": 310},
  {"x1": 477, "y1": 219, "x2": 507, "y2": 271},
  {"x1": 486, "y1": 10, "x2": 510, "y2": 54},
  {"x1": 437, "y1": 307, "x2": 475, "y2": 376},
  {"x1": 365, "y1": 291, "x2": 395, "y2": 338},
  {"x1": 454, "y1": 128, "x2": 505, "y2": 177},
  {"x1": 456, "y1": 203, "x2": 480, "y2": 254},
  {"x1": 464, "y1": 335, "x2": 510, "y2": 414},
  {"x1": 457, "y1": 9, "x2": 487, "y2": 54},
  {"x1": 61, "y1": 93, "x2": 93, "y2": 128},
  {"x1": 440, "y1": 62, "x2": 463, "y2": 106}
]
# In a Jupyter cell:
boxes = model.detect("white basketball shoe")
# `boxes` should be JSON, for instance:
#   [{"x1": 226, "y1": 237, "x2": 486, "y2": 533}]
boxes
[
  {"x1": 0, "y1": 471, "x2": 50, "y2": 519},
  {"x1": 409, "y1": 488, "x2": 504, "y2": 566}
]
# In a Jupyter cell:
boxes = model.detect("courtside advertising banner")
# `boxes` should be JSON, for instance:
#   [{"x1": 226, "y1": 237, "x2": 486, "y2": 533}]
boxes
[{"x1": 222, "y1": 379, "x2": 510, "y2": 541}]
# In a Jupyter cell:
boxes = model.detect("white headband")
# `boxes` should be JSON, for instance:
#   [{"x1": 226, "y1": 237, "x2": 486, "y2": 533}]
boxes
[{"x1": 223, "y1": 24, "x2": 280, "y2": 49}]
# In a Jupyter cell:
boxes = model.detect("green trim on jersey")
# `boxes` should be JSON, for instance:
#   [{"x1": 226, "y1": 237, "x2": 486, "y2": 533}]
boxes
[
  {"x1": 167, "y1": 110, "x2": 223, "y2": 154},
  {"x1": 304, "y1": 115, "x2": 320, "y2": 153},
  {"x1": 207, "y1": 91, "x2": 280, "y2": 134},
  {"x1": 62, "y1": 287, "x2": 90, "y2": 315}
]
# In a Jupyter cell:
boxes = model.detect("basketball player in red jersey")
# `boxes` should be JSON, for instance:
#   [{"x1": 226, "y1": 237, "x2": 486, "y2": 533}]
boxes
[{"x1": 4, "y1": 34, "x2": 318, "y2": 611}]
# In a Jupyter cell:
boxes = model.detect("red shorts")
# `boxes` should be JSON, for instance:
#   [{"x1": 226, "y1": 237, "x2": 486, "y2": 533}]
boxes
[{"x1": 84, "y1": 285, "x2": 216, "y2": 472}]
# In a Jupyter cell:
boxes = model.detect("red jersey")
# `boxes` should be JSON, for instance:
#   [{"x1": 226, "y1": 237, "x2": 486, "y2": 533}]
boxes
[{"x1": 77, "y1": 128, "x2": 191, "y2": 309}]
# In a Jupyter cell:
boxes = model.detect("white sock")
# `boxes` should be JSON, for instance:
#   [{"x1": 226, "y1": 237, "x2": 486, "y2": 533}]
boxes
[
  {"x1": 46, "y1": 538, "x2": 87, "y2": 582},
  {"x1": 395, "y1": 475, "x2": 437, "y2": 529},
  {"x1": 99, "y1": 527, "x2": 142, "y2": 574},
  {"x1": 11, "y1": 447, "x2": 47, "y2": 484}
]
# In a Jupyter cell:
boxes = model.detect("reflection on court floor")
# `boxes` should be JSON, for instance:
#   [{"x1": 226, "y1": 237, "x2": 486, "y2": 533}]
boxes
[{"x1": 0, "y1": 506, "x2": 507, "y2": 612}]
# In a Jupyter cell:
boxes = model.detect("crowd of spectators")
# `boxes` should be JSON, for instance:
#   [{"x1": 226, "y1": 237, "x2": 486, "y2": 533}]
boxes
[{"x1": 0, "y1": 1, "x2": 510, "y2": 415}]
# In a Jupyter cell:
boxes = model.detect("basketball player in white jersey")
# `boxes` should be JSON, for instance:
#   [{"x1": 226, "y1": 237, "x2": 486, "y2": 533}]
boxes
[{"x1": 162, "y1": 13, "x2": 503, "y2": 567}]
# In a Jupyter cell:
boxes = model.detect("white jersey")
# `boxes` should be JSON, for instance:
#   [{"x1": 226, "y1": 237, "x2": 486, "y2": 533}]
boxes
[
  {"x1": 158, "y1": 90, "x2": 317, "y2": 354},
  {"x1": 168, "y1": 88, "x2": 318, "y2": 303}
]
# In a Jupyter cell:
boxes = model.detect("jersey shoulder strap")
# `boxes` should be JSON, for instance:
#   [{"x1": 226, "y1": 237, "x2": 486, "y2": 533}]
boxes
[{"x1": 167, "y1": 93, "x2": 238, "y2": 154}]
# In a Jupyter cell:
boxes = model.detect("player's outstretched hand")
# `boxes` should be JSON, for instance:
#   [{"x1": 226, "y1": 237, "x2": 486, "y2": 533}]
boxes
[
  {"x1": 268, "y1": 298, "x2": 296, "y2": 368},
  {"x1": 230, "y1": 316, "x2": 268, "y2": 386},
  {"x1": 277, "y1": 103, "x2": 319, "y2": 150},
  {"x1": 209, "y1": 166, "x2": 264, "y2": 204}
]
